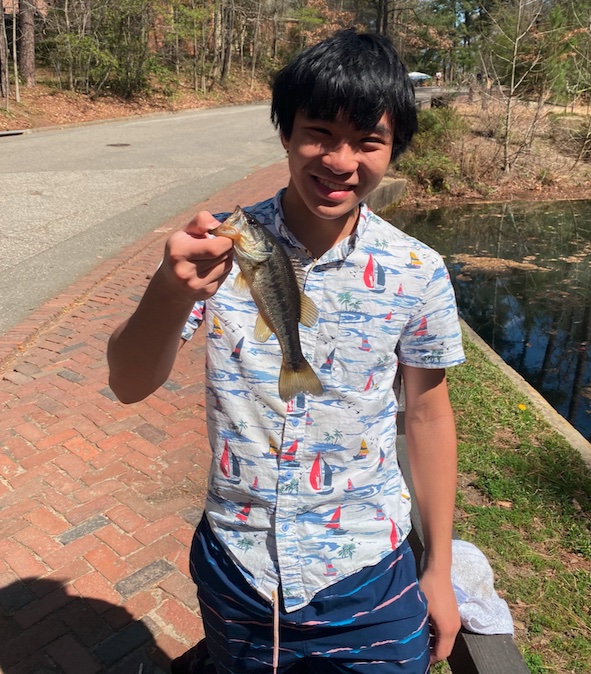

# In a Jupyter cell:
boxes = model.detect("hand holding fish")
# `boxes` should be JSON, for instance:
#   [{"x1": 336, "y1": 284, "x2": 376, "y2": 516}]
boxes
[{"x1": 160, "y1": 211, "x2": 234, "y2": 301}]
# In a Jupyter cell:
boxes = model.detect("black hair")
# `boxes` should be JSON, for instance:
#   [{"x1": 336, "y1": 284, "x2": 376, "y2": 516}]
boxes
[{"x1": 271, "y1": 29, "x2": 418, "y2": 161}]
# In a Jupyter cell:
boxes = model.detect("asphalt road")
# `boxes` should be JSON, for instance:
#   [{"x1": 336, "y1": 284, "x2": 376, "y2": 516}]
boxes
[{"x1": 0, "y1": 104, "x2": 286, "y2": 335}]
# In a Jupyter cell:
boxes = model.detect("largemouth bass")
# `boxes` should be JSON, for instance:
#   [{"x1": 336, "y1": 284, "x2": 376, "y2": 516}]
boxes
[{"x1": 212, "y1": 206, "x2": 323, "y2": 402}]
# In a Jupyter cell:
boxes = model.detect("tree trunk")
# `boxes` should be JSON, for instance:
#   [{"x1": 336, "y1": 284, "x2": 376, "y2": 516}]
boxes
[
  {"x1": 0, "y1": 0, "x2": 9, "y2": 104},
  {"x1": 250, "y1": 0, "x2": 262, "y2": 90},
  {"x1": 19, "y1": 0, "x2": 36, "y2": 87},
  {"x1": 12, "y1": 7, "x2": 20, "y2": 103},
  {"x1": 220, "y1": 0, "x2": 234, "y2": 83}
]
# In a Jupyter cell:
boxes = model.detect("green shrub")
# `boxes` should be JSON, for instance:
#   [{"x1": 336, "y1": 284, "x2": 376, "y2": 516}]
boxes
[
  {"x1": 395, "y1": 107, "x2": 464, "y2": 192},
  {"x1": 397, "y1": 149, "x2": 459, "y2": 192}
]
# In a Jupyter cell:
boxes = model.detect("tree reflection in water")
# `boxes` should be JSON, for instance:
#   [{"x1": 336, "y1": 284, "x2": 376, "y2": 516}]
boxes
[{"x1": 393, "y1": 199, "x2": 591, "y2": 441}]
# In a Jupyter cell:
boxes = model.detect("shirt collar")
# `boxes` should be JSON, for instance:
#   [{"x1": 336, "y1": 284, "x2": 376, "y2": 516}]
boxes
[{"x1": 273, "y1": 189, "x2": 370, "y2": 264}]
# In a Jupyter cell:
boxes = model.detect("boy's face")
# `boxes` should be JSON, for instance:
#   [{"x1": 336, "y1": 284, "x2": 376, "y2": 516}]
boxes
[{"x1": 281, "y1": 110, "x2": 393, "y2": 231}]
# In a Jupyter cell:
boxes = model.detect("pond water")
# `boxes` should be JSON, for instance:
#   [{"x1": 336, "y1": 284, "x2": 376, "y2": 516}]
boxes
[{"x1": 391, "y1": 200, "x2": 591, "y2": 442}]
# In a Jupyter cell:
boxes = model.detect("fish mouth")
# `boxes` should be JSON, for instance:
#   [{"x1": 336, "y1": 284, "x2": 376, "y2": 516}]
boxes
[
  {"x1": 211, "y1": 205, "x2": 243, "y2": 240},
  {"x1": 315, "y1": 177, "x2": 355, "y2": 192}
]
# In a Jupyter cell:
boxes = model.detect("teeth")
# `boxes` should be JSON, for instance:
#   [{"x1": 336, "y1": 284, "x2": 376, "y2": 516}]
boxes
[{"x1": 317, "y1": 178, "x2": 353, "y2": 191}]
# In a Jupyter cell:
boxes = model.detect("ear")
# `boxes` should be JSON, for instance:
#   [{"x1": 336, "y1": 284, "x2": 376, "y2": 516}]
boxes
[{"x1": 280, "y1": 134, "x2": 290, "y2": 152}]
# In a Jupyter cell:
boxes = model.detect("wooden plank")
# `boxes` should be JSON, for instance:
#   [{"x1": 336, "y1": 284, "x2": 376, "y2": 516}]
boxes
[
  {"x1": 449, "y1": 632, "x2": 530, "y2": 674},
  {"x1": 396, "y1": 404, "x2": 530, "y2": 674}
]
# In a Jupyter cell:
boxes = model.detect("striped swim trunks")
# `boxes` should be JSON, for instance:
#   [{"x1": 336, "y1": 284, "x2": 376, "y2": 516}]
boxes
[{"x1": 189, "y1": 516, "x2": 430, "y2": 673}]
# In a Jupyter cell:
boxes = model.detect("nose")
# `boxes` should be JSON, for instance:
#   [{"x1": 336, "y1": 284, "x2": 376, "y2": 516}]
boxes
[{"x1": 322, "y1": 143, "x2": 358, "y2": 174}]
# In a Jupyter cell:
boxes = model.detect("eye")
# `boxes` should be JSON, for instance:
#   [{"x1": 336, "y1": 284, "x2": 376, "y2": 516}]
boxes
[
  {"x1": 307, "y1": 126, "x2": 332, "y2": 137},
  {"x1": 360, "y1": 136, "x2": 389, "y2": 149}
]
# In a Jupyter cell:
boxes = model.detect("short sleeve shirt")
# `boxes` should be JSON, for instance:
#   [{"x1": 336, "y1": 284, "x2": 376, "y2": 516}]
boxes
[{"x1": 183, "y1": 190, "x2": 465, "y2": 612}]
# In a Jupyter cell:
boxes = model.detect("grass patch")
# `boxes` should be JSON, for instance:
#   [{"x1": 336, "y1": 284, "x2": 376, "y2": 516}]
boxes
[{"x1": 449, "y1": 335, "x2": 591, "y2": 672}]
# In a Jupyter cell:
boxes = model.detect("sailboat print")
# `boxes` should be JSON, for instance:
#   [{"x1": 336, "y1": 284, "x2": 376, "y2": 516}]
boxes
[
  {"x1": 363, "y1": 254, "x2": 386, "y2": 293},
  {"x1": 286, "y1": 394, "x2": 305, "y2": 417},
  {"x1": 230, "y1": 336, "x2": 244, "y2": 361},
  {"x1": 325, "y1": 506, "x2": 347, "y2": 534},
  {"x1": 324, "y1": 558, "x2": 337, "y2": 577},
  {"x1": 188, "y1": 305, "x2": 203, "y2": 327},
  {"x1": 397, "y1": 282, "x2": 404, "y2": 295},
  {"x1": 236, "y1": 502, "x2": 251, "y2": 524},
  {"x1": 374, "y1": 506, "x2": 386, "y2": 521},
  {"x1": 326, "y1": 506, "x2": 341, "y2": 528},
  {"x1": 389, "y1": 518, "x2": 398, "y2": 549},
  {"x1": 281, "y1": 439, "x2": 299, "y2": 466},
  {"x1": 220, "y1": 439, "x2": 240, "y2": 484},
  {"x1": 250, "y1": 476, "x2": 259, "y2": 491},
  {"x1": 358, "y1": 333, "x2": 371, "y2": 352},
  {"x1": 409, "y1": 252, "x2": 423, "y2": 267},
  {"x1": 263, "y1": 436, "x2": 279, "y2": 459},
  {"x1": 384, "y1": 310, "x2": 392, "y2": 321},
  {"x1": 310, "y1": 453, "x2": 334, "y2": 494},
  {"x1": 209, "y1": 315, "x2": 223, "y2": 339},
  {"x1": 364, "y1": 372, "x2": 374, "y2": 391},
  {"x1": 345, "y1": 479, "x2": 354, "y2": 492},
  {"x1": 413, "y1": 317, "x2": 428, "y2": 337},
  {"x1": 377, "y1": 447, "x2": 385, "y2": 471},
  {"x1": 353, "y1": 439, "x2": 369, "y2": 460},
  {"x1": 320, "y1": 349, "x2": 335, "y2": 374}
]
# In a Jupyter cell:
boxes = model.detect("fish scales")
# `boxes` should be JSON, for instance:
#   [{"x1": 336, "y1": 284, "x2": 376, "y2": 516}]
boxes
[
  {"x1": 212, "y1": 206, "x2": 323, "y2": 402},
  {"x1": 249, "y1": 246, "x2": 302, "y2": 368}
]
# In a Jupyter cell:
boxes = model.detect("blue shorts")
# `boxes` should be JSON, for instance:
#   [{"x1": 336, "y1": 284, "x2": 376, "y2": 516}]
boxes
[{"x1": 189, "y1": 517, "x2": 430, "y2": 673}]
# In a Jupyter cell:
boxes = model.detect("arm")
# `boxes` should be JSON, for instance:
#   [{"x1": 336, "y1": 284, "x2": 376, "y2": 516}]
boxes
[
  {"x1": 107, "y1": 211, "x2": 233, "y2": 403},
  {"x1": 399, "y1": 364, "x2": 460, "y2": 664}
]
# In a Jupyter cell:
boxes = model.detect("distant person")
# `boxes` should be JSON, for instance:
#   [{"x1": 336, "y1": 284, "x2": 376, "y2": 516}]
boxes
[
  {"x1": 108, "y1": 28, "x2": 465, "y2": 673},
  {"x1": 436, "y1": 71, "x2": 442, "y2": 86}
]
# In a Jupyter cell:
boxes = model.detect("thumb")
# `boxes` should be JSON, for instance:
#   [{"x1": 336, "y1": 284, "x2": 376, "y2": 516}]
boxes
[{"x1": 183, "y1": 210, "x2": 221, "y2": 238}]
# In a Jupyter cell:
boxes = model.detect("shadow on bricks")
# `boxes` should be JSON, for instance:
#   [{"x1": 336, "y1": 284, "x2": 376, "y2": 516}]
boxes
[{"x1": 0, "y1": 576, "x2": 170, "y2": 673}]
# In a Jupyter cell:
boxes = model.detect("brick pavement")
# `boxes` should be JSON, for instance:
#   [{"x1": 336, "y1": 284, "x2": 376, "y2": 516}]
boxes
[{"x1": 0, "y1": 161, "x2": 290, "y2": 674}]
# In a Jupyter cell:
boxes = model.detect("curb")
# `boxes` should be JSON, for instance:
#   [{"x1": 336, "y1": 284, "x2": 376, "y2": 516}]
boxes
[{"x1": 461, "y1": 319, "x2": 591, "y2": 468}]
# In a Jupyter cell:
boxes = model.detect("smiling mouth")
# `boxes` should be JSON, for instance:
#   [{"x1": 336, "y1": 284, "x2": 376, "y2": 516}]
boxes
[{"x1": 316, "y1": 177, "x2": 355, "y2": 191}]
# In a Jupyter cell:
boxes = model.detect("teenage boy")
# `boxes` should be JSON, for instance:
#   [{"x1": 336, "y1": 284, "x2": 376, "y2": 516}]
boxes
[{"x1": 108, "y1": 29, "x2": 465, "y2": 673}]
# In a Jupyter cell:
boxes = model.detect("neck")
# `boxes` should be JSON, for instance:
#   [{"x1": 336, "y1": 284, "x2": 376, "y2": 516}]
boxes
[{"x1": 282, "y1": 193, "x2": 360, "y2": 259}]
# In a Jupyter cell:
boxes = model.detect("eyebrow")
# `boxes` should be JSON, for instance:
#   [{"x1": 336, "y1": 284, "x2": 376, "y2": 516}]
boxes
[{"x1": 370, "y1": 123, "x2": 393, "y2": 138}]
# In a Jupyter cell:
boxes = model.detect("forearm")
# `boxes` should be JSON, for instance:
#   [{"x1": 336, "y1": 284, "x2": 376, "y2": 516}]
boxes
[
  {"x1": 405, "y1": 409, "x2": 457, "y2": 572},
  {"x1": 108, "y1": 268, "x2": 196, "y2": 403},
  {"x1": 400, "y1": 366, "x2": 461, "y2": 661}
]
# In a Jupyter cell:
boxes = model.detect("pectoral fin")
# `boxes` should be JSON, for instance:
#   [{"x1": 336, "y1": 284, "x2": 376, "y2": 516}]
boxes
[
  {"x1": 300, "y1": 292, "x2": 319, "y2": 328},
  {"x1": 233, "y1": 272, "x2": 250, "y2": 294},
  {"x1": 254, "y1": 313, "x2": 274, "y2": 342}
]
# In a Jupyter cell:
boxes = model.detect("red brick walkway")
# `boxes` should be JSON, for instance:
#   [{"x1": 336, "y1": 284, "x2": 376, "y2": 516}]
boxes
[{"x1": 0, "y1": 161, "x2": 290, "y2": 674}]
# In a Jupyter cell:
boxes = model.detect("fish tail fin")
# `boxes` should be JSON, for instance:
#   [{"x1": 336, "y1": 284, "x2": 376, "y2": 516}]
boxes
[{"x1": 279, "y1": 359, "x2": 323, "y2": 402}]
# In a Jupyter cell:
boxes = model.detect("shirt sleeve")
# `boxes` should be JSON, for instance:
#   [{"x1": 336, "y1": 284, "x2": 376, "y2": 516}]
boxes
[
  {"x1": 182, "y1": 301, "x2": 206, "y2": 341},
  {"x1": 398, "y1": 256, "x2": 465, "y2": 369}
]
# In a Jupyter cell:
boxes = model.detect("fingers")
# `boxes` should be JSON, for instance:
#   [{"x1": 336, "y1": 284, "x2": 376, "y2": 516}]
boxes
[
  {"x1": 428, "y1": 605, "x2": 460, "y2": 664},
  {"x1": 183, "y1": 210, "x2": 222, "y2": 237},
  {"x1": 160, "y1": 211, "x2": 234, "y2": 300},
  {"x1": 430, "y1": 624, "x2": 459, "y2": 664},
  {"x1": 420, "y1": 573, "x2": 460, "y2": 665}
]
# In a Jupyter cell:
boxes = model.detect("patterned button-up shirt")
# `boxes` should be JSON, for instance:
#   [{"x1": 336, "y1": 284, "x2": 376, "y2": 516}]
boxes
[{"x1": 182, "y1": 190, "x2": 465, "y2": 612}]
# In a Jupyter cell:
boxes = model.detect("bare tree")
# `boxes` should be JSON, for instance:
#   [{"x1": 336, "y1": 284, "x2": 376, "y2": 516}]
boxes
[
  {"x1": 19, "y1": 0, "x2": 36, "y2": 86},
  {"x1": 0, "y1": 0, "x2": 10, "y2": 105},
  {"x1": 482, "y1": 0, "x2": 546, "y2": 172},
  {"x1": 12, "y1": 1, "x2": 20, "y2": 102}
]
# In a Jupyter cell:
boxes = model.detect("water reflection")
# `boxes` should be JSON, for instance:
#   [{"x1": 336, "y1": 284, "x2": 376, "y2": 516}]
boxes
[{"x1": 393, "y1": 200, "x2": 591, "y2": 441}]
